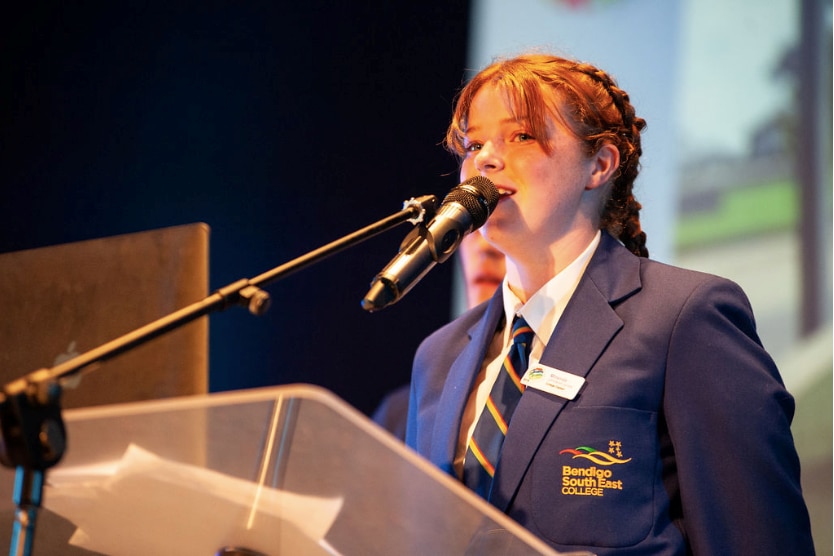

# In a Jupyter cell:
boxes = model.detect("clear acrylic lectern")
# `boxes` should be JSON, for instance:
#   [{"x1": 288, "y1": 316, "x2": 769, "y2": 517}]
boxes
[{"x1": 0, "y1": 384, "x2": 583, "y2": 555}]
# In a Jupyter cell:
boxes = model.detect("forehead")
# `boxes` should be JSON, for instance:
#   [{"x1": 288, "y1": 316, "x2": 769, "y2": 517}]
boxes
[
  {"x1": 466, "y1": 84, "x2": 518, "y2": 123},
  {"x1": 464, "y1": 82, "x2": 571, "y2": 137}
]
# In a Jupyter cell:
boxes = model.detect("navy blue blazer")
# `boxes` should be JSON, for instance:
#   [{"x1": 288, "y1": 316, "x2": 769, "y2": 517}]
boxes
[{"x1": 406, "y1": 232, "x2": 814, "y2": 555}]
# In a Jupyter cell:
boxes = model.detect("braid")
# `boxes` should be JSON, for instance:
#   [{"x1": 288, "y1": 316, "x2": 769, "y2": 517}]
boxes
[{"x1": 573, "y1": 62, "x2": 649, "y2": 258}]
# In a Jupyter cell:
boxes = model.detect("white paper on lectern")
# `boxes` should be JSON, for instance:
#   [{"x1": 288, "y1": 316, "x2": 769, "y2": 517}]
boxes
[{"x1": 43, "y1": 444, "x2": 344, "y2": 555}]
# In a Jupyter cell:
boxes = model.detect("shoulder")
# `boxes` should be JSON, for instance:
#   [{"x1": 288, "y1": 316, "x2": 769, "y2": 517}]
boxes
[
  {"x1": 639, "y1": 257, "x2": 755, "y2": 320},
  {"x1": 591, "y1": 232, "x2": 753, "y2": 313},
  {"x1": 641, "y1": 256, "x2": 748, "y2": 299}
]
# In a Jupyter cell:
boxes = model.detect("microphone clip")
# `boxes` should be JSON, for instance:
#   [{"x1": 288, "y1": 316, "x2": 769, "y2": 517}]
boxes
[{"x1": 402, "y1": 195, "x2": 437, "y2": 225}]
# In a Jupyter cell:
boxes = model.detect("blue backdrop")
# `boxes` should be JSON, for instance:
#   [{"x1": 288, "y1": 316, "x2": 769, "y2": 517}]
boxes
[{"x1": 0, "y1": 2, "x2": 471, "y2": 416}]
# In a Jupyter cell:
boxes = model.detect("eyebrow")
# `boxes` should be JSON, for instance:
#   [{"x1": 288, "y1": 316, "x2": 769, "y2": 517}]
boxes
[{"x1": 464, "y1": 117, "x2": 529, "y2": 135}]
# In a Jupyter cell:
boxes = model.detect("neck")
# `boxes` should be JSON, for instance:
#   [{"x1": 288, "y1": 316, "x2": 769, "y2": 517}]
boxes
[{"x1": 504, "y1": 229, "x2": 598, "y2": 302}]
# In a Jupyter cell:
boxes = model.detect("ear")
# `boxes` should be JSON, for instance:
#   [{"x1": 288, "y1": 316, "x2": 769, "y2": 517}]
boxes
[{"x1": 585, "y1": 143, "x2": 620, "y2": 191}]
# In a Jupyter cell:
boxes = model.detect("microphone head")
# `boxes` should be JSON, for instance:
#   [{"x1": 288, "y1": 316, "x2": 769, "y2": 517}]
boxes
[{"x1": 442, "y1": 176, "x2": 499, "y2": 230}]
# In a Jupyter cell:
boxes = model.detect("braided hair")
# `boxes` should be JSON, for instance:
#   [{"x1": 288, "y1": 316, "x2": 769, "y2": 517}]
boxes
[{"x1": 445, "y1": 53, "x2": 649, "y2": 258}]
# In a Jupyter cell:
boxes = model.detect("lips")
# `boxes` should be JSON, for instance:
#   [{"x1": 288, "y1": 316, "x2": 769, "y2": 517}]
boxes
[{"x1": 496, "y1": 186, "x2": 515, "y2": 197}]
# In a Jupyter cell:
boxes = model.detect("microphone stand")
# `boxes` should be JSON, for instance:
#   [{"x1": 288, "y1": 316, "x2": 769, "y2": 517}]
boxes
[{"x1": 0, "y1": 194, "x2": 437, "y2": 556}]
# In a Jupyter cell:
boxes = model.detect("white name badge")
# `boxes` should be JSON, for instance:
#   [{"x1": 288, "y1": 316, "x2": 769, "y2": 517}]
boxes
[{"x1": 521, "y1": 364, "x2": 585, "y2": 400}]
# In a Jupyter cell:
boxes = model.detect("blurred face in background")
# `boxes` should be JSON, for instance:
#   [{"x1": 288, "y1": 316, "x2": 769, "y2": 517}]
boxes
[{"x1": 459, "y1": 231, "x2": 506, "y2": 308}]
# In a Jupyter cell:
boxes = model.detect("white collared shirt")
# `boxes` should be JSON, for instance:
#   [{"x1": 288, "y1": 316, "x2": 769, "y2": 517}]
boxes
[{"x1": 454, "y1": 231, "x2": 601, "y2": 477}]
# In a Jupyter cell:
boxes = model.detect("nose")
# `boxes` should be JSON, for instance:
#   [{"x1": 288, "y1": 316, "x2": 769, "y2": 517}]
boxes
[{"x1": 473, "y1": 141, "x2": 504, "y2": 173}]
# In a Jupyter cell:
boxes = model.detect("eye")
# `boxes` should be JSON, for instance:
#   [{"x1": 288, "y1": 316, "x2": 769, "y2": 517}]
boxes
[
  {"x1": 464, "y1": 141, "x2": 482, "y2": 153},
  {"x1": 515, "y1": 132, "x2": 535, "y2": 143}
]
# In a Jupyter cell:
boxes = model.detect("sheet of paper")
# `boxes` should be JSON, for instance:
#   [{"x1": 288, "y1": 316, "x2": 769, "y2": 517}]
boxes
[{"x1": 44, "y1": 444, "x2": 343, "y2": 555}]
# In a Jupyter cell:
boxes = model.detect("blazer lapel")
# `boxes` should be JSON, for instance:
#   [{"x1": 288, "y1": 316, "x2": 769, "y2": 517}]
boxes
[
  {"x1": 490, "y1": 233, "x2": 642, "y2": 511},
  {"x1": 429, "y1": 295, "x2": 505, "y2": 475}
]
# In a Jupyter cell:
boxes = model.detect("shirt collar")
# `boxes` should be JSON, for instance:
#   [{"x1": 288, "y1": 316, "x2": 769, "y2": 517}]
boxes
[{"x1": 501, "y1": 230, "x2": 601, "y2": 345}]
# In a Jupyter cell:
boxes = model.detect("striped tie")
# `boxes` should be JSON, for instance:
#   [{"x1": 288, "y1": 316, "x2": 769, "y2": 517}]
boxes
[{"x1": 463, "y1": 316, "x2": 534, "y2": 500}]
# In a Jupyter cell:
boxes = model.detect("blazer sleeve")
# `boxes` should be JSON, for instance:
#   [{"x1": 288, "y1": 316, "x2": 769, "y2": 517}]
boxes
[{"x1": 662, "y1": 276, "x2": 814, "y2": 554}]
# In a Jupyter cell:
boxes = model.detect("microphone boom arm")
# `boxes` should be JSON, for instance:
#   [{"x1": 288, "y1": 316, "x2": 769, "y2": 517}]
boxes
[{"x1": 0, "y1": 193, "x2": 437, "y2": 556}]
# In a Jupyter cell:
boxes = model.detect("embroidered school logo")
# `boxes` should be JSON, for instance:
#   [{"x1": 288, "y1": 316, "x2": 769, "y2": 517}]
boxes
[
  {"x1": 559, "y1": 441, "x2": 631, "y2": 497},
  {"x1": 560, "y1": 441, "x2": 632, "y2": 465}
]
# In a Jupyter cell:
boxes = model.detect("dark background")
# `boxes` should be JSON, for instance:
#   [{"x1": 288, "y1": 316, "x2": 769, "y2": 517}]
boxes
[{"x1": 0, "y1": 2, "x2": 471, "y2": 416}]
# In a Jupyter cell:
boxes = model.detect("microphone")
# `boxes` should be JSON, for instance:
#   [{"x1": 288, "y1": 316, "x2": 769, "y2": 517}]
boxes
[{"x1": 361, "y1": 176, "x2": 499, "y2": 312}]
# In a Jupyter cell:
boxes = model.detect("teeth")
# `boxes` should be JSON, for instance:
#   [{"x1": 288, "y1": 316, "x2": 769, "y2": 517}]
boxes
[{"x1": 497, "y1": 188, "x2": 513, "y2": 196}]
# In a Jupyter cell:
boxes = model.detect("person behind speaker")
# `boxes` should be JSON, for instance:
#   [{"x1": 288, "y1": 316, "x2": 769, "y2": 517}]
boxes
[
  {"x1": 457, "y1": 230, "x2": 506, "y2": 311},
  {"x1": 405, "y1": 52, "x2": 814, "y2": 555}
]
